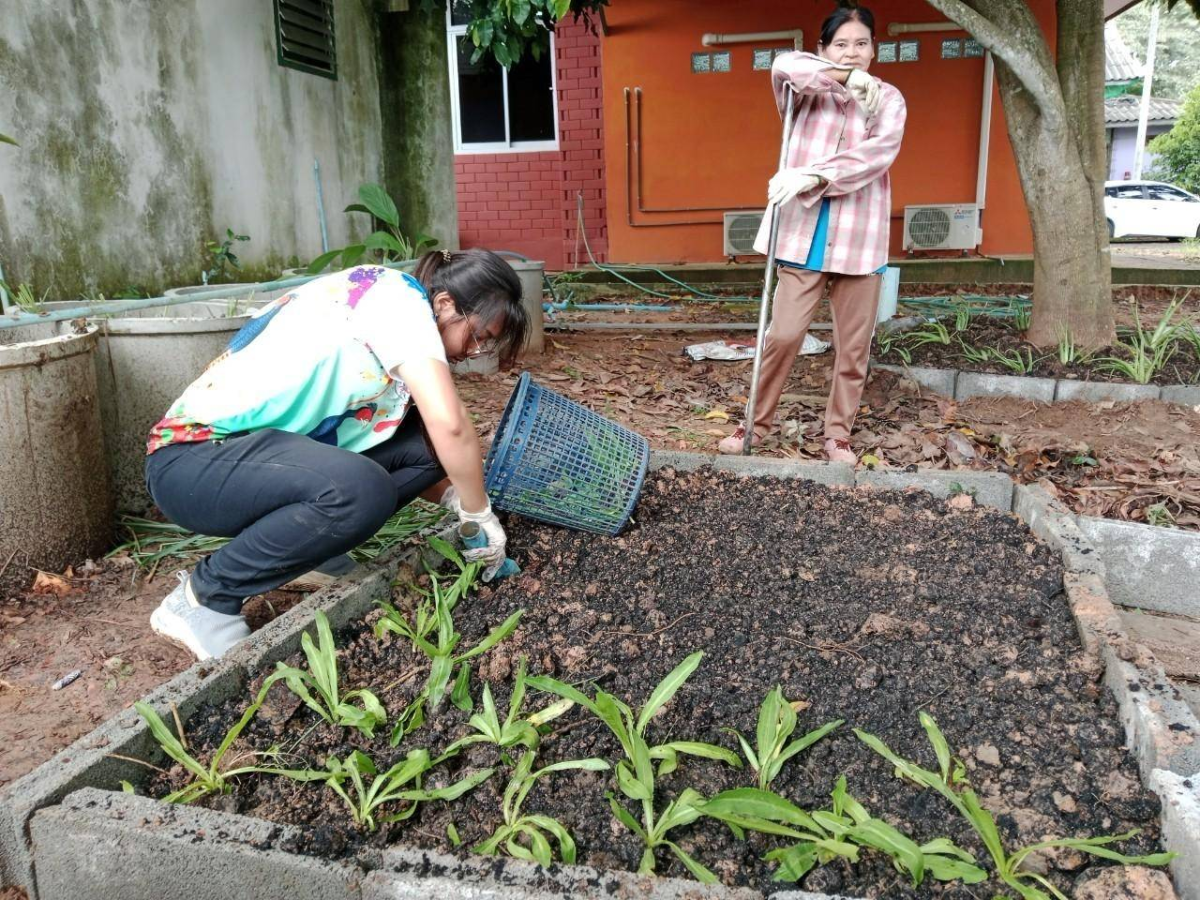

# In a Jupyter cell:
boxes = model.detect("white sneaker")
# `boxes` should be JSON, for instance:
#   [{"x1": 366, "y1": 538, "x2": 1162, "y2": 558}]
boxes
[
  {"x1": 800, "y1": 334, "x2": 831, "y2": 355},
  {"x1": 150, "y1": 571, "x2": 250, "y2": 661}
]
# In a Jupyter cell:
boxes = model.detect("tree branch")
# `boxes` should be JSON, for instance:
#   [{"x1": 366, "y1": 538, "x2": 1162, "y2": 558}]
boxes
[{"x1": 923, "y1": 0, "x2": 1063, "y2": 125}]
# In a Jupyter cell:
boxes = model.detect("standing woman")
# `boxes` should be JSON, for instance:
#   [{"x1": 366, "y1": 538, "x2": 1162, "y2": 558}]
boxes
[
  {"x1": 720, "y1": 5, "x2": 905, "y2": 463},
  {"x1": 144, "y1": 250, "x2": 528, "y2": 660}
]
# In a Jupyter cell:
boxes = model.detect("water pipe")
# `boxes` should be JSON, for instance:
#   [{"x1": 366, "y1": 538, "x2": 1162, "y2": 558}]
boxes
[
  {"x1": 314, "y1": 159, "x2": 330, "y2": 253},
  {"x1": 0, "y1": 259, "x2": 418, "y2": 331}
]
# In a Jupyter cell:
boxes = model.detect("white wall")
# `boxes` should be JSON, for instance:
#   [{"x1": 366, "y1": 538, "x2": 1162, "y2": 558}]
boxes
[
  {"x1": 0, "y1": 0, "x2": 384, "y2": 297},
  {"x1": 1107, "y1": 123, "x2": 1174, "y2": 181}
]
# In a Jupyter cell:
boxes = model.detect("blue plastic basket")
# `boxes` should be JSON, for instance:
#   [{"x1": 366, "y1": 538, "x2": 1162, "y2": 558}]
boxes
[{"x1": 484, "y1": 372, "x2": 650, "y2": 536}]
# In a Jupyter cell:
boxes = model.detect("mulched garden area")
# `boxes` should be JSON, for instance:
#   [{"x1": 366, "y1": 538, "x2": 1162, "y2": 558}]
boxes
[
  {"x1": 876, "y1": 317, "x2": 1200, "y2": 387},
  {"x1": 147, "y1": 468, "x2": 1165, "y2": 898}
]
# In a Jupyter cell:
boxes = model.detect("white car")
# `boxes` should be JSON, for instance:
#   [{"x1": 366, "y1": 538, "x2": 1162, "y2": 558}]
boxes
[{"x1": 1105, "y1": 180, "x2": 1200, "y2": 240}]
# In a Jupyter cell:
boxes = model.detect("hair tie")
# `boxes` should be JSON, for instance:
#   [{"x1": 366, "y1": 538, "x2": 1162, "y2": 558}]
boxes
[{"x1": 442, "y1": 249, "x2": 452, "y2": 262}]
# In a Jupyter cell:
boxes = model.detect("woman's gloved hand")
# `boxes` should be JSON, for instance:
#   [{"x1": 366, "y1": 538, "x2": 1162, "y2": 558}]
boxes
[
  {"x1": 767, "y1": 168, "x2": 823, "y2": 206},
  {"x1": 845, "y1": 68, "x2": 881, "y2": 115},
  {"x1": 451, "y1": 496, "x2": 508, "y2": 582}
]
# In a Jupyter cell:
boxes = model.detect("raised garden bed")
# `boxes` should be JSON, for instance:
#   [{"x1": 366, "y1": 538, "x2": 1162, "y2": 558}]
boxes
[
  {"x1": 877, "y1": 316, "x2": 1200, "y2": 390},
  {"x1": 130, "y1": 466, "x2": 1168, "y2": 898}
]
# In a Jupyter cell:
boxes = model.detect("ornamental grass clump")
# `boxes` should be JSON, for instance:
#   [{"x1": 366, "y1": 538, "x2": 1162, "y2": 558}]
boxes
[
  {"x1": 856, "y1": 712, "x2": 1175, "y2": 900},
  {"x1": 273, "y1": 610, "x2": 387, "y2": 738},
  {"x1": 725, "y1": 685, "x2": 842, "y2": 792},
  {"x1": 475, "y1": 748, "x2": 610, "y2": 866},
  {"x1": 529, "y1": 651, "x2": 741, "y2": 881}
]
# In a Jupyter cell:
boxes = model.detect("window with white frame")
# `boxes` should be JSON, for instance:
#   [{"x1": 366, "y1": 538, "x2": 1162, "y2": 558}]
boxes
[{"x1": 446, "y1": 0, "x2": 558, "y2": 153}]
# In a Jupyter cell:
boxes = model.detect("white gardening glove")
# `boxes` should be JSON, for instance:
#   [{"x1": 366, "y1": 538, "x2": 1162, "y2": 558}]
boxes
[
  {"x1": 437, "y1": 484, "x2": 459, "y2": 510},
  {"x1": 767, "y1": 168, "x2": 823, "y2": 207},
  {"x1": 451, "y1": 497, "x2": 507, "y2": 582},
  {"x1": 845, "y1": 68, "x2": 881, "y2": 115}
]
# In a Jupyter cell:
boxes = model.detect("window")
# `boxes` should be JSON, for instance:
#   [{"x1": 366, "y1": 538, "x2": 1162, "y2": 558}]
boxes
[
  {"x1": 1107, "y1": 185, "x2": 1145, "y2": 199},
  {"x1": 447, "y1": 0, "x2": 558, "y2": 153},
  {"x1": 274, "y1": 0, "x2": 336, "y2": 80},
  {"x1": 1147, "y1": 184, "x2": 1194, "y2": 202}
]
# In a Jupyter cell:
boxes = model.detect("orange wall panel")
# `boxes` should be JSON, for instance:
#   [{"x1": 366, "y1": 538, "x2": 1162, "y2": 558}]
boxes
[{"x1": 600, "y1": 0, "x2": 1053, "y2": 264}]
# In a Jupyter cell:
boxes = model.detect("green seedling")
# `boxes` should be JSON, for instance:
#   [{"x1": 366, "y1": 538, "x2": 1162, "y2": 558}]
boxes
[
  {"x1": 724, "y1": 686, "x2": 842, "y2": 791},
  {"x1": 1095, "y1": 299, "x2": 1183, "y2": 384},
  {"x1": 203, "y1": 228, "x2": 249, "y2": 284},
  {"x1": 274, "y1": 611, "x2": 387, "y2": 738},
  {"x1": 1012, "y1": 303, "x2": 1032, "y2": 332},
  {"x1": 856, "y1": 712, "x2": 1174, "y2": 900},
  {"x1": 1145, "y1": 502, "x2": 1178, "y2": 529},
  {"x1": 134, "y1": 677, "x2": 318, "y2": 804},
  {"x1": 375, "y1": 535, "x2": 480, "y2": 648},
  {"x1": 1180, "y1": 321, "x2": 1200, "y2": 363},
  {"x1": 444, "y1": 657, "x2": 574, "y2": 756},
  {"x1": 529, "y1": 652, "x2": 741, "y2": 881},
  {"x1": 988, "y1": 346, "x2": 1038, "y2": 375},
  {"x1": 951, "y1": 301, "x2": 973, "y2": 333},
  {"x1": 700, "y1": 779, "x2": 985, "y2": 887},
  {"x1": 1056, "y1": 327, "x2": 1084, "y2": 365},
  {"x1": 905, "y1": 320, "x2": 953, "y2": 348},
  {"x1": 957, "y1": 338, "x2": 991, "y2": 365},
  {"x1": 948, "y1": 482, "x2": 977, "y2": 498},
  {"x1": 318, "y1": 748, "x2": 493, "y2": 832},
  {"x1": 475, "y1": 748, "x2": 610, "y2": 866}
]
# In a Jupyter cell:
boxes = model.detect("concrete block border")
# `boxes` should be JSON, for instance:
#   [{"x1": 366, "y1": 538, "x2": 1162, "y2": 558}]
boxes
[
  {"x1": 874, "y1": 362, "x2": 1200, "y2": 406},
  {"x1": 1075, "y1": 517, "x2": 1200, "y2": 618},
  {"x1": 3, "y1": 452, "x2": 1197, "y2": 899}
]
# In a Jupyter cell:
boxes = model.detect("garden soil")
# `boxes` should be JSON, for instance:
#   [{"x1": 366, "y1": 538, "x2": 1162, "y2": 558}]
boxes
[
  {"x1": 154, "y1": 469, "x2": 1166, "y2": 898},
  {"x1": 0, "y1": 557, "x2": 305, "y2": 789},
  {"x1": 3, "y1": 286, "x2": 1197, "y2": 810}
]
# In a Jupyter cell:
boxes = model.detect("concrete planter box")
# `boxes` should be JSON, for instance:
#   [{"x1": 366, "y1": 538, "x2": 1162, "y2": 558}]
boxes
[
  {"x1": 3, "y1": 453, "x2": 1197, "y2": 900},
  {"x1": 0, "y1": 321, "x2": 113, "y2": 595},
  {"x1": 44, "y1": 300, "x2": 259, "y2": 514}
]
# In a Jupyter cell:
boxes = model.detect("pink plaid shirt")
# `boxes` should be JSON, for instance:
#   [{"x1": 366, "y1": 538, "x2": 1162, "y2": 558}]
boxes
[{"x1": 753, "y1": 52, "x2": 907, "y2": 276}]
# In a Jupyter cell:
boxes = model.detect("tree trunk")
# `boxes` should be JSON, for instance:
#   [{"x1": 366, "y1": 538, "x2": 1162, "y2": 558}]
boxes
[{"x1": 925, "y1": 0, "x2": 1114, "y2": 350}]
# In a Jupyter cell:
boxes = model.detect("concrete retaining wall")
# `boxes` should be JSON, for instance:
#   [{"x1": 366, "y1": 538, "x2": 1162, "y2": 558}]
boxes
[
  {"x1": 3, "y1": 452, "x2": 1197, "y2": 899},
  {"x1": 875, "y1": 364, "x2": 1200, "y2": 407}
]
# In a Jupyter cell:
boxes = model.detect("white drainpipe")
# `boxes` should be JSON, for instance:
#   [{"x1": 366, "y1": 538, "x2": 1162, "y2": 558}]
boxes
[
  {"x1": 976, "y1": 51, "x2": 994, "y2": 246},
  {"x1": 701, "y1": 30, "x2": 804, "y2": 50}
]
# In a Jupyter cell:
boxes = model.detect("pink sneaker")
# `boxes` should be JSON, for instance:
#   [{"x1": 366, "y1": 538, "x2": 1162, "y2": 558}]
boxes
[
  {"x1": 824, "y1": 438, "x2": 856, "y2": 464},
  {"x1": 718, "y1": 425, "x2": 762, "y2": 455}
]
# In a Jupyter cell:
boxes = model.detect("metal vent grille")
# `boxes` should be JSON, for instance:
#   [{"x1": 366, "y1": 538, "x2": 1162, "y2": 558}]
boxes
[
  {"x1": 274, "y1": 0, "x2": 337, "y2": 80},
  {"x1": 907, "y1": 207, "x2": 952, "y2": 248},
  {"x1": 723, "y1": 211, "x2": 766, "y2": 255}
]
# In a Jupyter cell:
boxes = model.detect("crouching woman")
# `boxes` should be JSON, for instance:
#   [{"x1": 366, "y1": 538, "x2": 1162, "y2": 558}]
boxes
[{"x1": 144, "y1": 249, "x2": 527, "y2": 660}]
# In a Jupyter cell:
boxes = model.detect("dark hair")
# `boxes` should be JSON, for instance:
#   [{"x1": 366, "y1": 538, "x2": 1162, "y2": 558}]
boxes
[
  {"x1": 818, "y1": 5, "x2": 876, "y2": 47},
  {"x1": 414, "y1": 248, "x2": 530, "y2": 366}
]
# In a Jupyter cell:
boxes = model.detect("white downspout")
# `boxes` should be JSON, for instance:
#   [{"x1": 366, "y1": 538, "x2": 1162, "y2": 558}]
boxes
[
  {"x1": 701, "y1": 30, "x2": 803, "y2": 50},
  {"x1": 975, "y1": 51, "x2": 994, "y2": 247}
]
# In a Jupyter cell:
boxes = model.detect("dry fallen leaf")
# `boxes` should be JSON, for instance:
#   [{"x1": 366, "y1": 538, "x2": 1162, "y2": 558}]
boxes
[
  {"x1": 32, "y1": 571, "x2": 73, "y2": 597},
  {"x1": 704, "y1": 409, "x2": 731, "y2": 422}
]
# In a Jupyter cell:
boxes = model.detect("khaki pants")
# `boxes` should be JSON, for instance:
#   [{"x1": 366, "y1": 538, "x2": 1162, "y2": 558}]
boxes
[{"x1": 749, "y1": 267, "x2": 881, "y2": 442}]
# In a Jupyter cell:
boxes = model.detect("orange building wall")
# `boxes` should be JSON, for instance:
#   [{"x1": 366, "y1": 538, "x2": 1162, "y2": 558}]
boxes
[{"x1": 599, "y1": 0, "x2": 1054, "y2": 264}]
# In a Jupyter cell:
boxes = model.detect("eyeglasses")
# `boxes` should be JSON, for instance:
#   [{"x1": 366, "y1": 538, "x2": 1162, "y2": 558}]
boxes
[{"x1": 461, "y1": 317, "x2": 498, "y2": 358}]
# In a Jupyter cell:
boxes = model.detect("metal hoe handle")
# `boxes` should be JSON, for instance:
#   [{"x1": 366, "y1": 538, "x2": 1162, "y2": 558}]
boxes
[{"x1": 743, "y1": 85, "x2": 797, "y2": 455}]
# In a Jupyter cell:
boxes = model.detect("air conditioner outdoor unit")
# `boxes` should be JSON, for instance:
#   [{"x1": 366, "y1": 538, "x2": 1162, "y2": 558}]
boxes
[
  {"x1": 723, "y1": 210, "x2": 766, "y2": 256},
  {"x1": 903, "y1": 204, "x2": 980, "y2": 252}
]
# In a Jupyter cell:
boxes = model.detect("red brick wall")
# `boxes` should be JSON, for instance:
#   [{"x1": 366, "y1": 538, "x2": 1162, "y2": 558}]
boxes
[{"x1": 454, "y1": 19, "x2": 607, "y2": 271}]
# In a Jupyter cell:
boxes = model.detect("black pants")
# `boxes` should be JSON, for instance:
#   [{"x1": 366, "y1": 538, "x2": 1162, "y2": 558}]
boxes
[{"x1": 145, "y1": 414, "x2": 444, "y2": 615}]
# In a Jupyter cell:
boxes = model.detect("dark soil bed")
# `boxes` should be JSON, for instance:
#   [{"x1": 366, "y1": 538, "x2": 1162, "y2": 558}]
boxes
[
  {"x1": 148, "y1": 469, "x2": 1165, "y2": 898},
  {"x1": 877, "y1": 317, "x2": 1200, "y2": 387}
]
